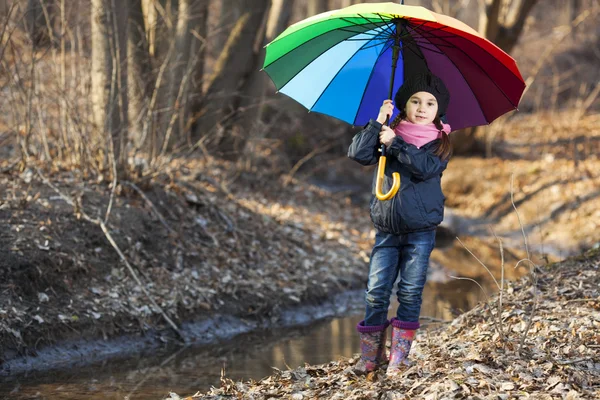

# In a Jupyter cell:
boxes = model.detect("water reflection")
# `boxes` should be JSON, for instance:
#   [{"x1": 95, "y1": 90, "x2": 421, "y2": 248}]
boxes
[{"x1": 0, "y1": 278, "x2": 494, "y2": 399}]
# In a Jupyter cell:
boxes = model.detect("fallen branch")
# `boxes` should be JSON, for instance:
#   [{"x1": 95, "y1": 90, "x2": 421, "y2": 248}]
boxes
[
  {"x1": 283, "y1": 140, "x2": 338, "y2": 187},
  {"x1": 123, "y1": 180, "x2": 175, "y2": 235},
  {"x1": 35, "y1": 168, "x2": 184, "y2": 341},
  {"x1": 556, "y1": 357, "x2": 592, "y2": 365}
]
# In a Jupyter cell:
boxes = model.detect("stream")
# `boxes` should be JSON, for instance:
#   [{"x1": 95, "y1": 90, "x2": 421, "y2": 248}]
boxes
[{"x1": 0, "y1": 275, "x2": 490, "y2": 399}]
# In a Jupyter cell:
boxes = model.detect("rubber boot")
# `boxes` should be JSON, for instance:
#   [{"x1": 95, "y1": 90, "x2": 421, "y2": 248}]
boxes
[
  {"x1": 353, "y1": 320, "x2": 389, "y2": 374},
  {"x1": 386, "y1": 318, "x2": 418, "y2": 376}
]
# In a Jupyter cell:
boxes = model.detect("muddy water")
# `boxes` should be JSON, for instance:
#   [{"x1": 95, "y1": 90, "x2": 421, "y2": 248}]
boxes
[{"x1": 0, "y1": 277, "x2": 489, "y2": 400}]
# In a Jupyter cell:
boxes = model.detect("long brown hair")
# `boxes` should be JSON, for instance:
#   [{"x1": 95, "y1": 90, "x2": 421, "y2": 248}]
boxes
[{"x1": 389, "y1": 111, "x2": 452, "y2": 161}]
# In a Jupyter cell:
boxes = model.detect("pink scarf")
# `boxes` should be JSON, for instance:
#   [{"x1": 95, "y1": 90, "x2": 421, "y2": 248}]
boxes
[{"x1": 393, "y1": 120, "x2": 452, "y2": 149}]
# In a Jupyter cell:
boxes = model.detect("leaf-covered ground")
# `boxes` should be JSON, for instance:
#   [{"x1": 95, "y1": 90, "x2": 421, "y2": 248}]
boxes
[
  {"x1": 441, "y1": 112, "x2": 600, "y2": 257},
  {"x1": 171, "y1": 249, "x2": 600, "y2": 400}
]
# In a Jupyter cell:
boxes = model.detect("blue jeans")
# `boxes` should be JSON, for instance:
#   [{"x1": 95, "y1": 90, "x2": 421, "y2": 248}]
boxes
[{"x1": 364, "y1": 229, "x2": 436, "y2": 326}]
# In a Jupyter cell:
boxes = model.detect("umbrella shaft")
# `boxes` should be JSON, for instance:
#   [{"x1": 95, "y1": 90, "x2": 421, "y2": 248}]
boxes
[
  {"x1": 386, "y1": 21, "x2": 403, "y2": 126},
  {"x1": 383, "y1": 20, "x2": 404, "y2": 156}
]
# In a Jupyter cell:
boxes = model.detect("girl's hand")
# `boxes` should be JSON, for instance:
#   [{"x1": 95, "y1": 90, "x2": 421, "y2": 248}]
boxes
[
  {"x1": 379, "y1": 125, "x2": 395, "y2": 148},
  {"x1": 376, "y1": 99, "x2": 394, "y2": 124}
]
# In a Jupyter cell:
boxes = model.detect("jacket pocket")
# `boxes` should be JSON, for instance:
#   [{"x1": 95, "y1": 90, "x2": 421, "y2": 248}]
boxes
[
  {"x1": 416, "y1": 180, "x2": 444, "y2": 223},
  {"x1": 396, "y1": 185, "x2": 428, "y2": 232}
]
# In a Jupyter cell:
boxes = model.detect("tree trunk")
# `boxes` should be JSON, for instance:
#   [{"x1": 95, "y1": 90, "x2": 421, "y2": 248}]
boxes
[
  {"x1": 128, "y1": 0, "x2": 151, "y2": 146},
  {"x1": 154, "y1": 0, "x2": 178, "y2": 60},
  {"x1": 231, "y1": 1, "x2": 271, "y2": 155},
  {"x1": 188, "y1": 0, "x2": 209, "y2": 134},
  {"x1": 267, "y1": 0, "x2": 294, "y2": 41},
  {"x1": 193, "y1": 0, "x2": 270, "y2": 152},
  {"x1": 307, "y1": 0, "x2": 328, "y2": 17},
  {"x1": 213, "y1": 0, "x2": 242, "y2": 52},
  {"x1": 452, "y1": 0, "x2": 539, "y2": 156},
  {"x1": 114, "y1": 0, "x2": 129, "y2": 171},
  {"x1": 25, "y1": 0, "x2": 56, "y2": 46},
  {"x1": 565, "y1": 0, "x2": 581, "y2": 38},
  {"x1": 478, "y1": 0, "x2": 539, "y2": 54},
  {"x1": 158, "y1": 0, "x2": 208, "y2": 153},
  {"x1": 91, "y1": 0, "x2": 129, "y2": 175}
]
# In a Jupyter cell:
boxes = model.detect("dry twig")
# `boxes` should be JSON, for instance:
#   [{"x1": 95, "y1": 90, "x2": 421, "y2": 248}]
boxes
[{"x1": 35, "y1": 168, "x2": 184, "y2": 341}]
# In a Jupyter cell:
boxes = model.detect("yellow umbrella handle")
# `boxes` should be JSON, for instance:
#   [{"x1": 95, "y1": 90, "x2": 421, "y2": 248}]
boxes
[{"x1": 375, "y1": 153, "x2": 400, "y2": 201}]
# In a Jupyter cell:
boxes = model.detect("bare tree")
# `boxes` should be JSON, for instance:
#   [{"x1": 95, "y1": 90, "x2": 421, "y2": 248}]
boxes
[
  {"x1": 448, "y1": 0, "x2": 539, "y2": 155},
  {"x1": 478, "y1": 0, "x2": 539, "y2": 54},
  {"x1": 212, "y1": 0, "x2": 242, "y2": 53},
  {"x1": 163, "y1": 0, "x2": 208, "y2": 151},
  {"x1": 193, "y1": 0, "x2": 270, "y2": 154},
  {"x1": 128, "y1": 0, "x2": 151, "y2": 145},
  {"x1": 267, "y1": 0, "x2": 294, "y2": 41},
  {"x1": 25, "y1": 0, "x2": 56, "y2": 45},
  {"x1": 563, "y1": 0, "x2": 581, "y2": 38},
  {"x1": 307, "y1": 0, "x2": 328, "y2": 17},
  {"x1": 430, "y1": 0, "x2": 470, "y2": 17},
  {"x1": 91, "y1": 0, "x2": 129, "y2": 176}
]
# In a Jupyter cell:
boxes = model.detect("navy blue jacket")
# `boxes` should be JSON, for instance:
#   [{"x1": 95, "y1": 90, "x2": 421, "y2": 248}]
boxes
[{"x1": 348, "y1": 119, "x2": 448, "y2": 234}]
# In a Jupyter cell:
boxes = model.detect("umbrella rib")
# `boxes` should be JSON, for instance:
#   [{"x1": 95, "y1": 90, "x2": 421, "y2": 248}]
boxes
[
  {"x1": 344, "y1": 31, "x2": 391, "y2": 41},
  {"x1": 409, "y1": 20, "x2": 452, "y2": 38},
  {"x1": 338, "y1": 26, "x2": 385, "y2": 36},
  {"x1": 408, "y1": 39, "x2": 450, "y2": 54},
  {"x1": 275, "y1": 25, "x2": 392, "y2": 90},
  {"x1": 414, "y1": 29, "x2": 516, "y2": 119},
  {"x1": 396, "y1": 21, "x2": 438, "y2": 60},
  {"x1": 338, "y1": 16, "x2": 387, "y2": 33},
  {"x1": 264, "y1": 17, "x2": 375, "y2": 69},
  {"x1": 352, "y1": 40, "x2": 397, "y2": 125},
  {"x1": 307, "y1": 36, "x2": 385, "y2": 113},
  {"x1": 413, "y1": 25, "x2": 520, "y2": 110},
  {"x1": 350, "y1": 12, "x2": 395, "y2": 37},
  {"x1": 360, "y1": 37, "x2": 392, "y2": 50},
  {"x1": 409, "y1": 29, "x2": 488, "y2": 120},
  {"x1": 345, "y1": 37, "x2": 385, "y2": 41},
  {"x1": 412, "y1": 22, "x2": 523, "y2": 87},
  {"x1": 398, "y1": 32, "x2": 429, "y2": 61},
  {"x1": 404, "y1": 20, "x2": 458, "y2": 48},
  {"x1": 344, "y1": 13, "x2": 396, "y2": 47},
  {"x1": 371, "y1": 13, "x2": 396, "y2": 37},
  {"x1": 411, "y1": 38, "x2": 461, "y2": 49},
  {"x1": 402, "y1": 41, "x2": 429, "y2": 61}
]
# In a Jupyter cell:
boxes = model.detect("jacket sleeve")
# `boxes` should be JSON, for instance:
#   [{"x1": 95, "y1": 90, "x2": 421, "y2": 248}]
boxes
[
  {"x1": 388, "y1": 136, "x2": 448, "y2": 180},
  {"x1": 347, "y1": 119, "x2": 382, "y2": 166}
]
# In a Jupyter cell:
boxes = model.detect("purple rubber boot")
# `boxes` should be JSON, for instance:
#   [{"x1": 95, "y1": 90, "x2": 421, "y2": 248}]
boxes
[
  {"x1": 354, "y1": 320, "x2": 389, "y2": 374},
  {"x1": 386, "y1": 318, "x2": 419, "y2": 376}
]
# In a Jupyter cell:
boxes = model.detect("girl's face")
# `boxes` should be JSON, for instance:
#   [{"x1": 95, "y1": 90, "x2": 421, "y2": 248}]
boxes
[{"x1": 404, "y1": 91, "x2": 438, "y2": 125}]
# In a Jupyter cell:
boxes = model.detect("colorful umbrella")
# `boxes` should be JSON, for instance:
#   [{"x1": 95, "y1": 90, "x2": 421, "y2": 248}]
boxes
[{"x1": 262, "y1": 2, "x2": 525, "y2": 199}]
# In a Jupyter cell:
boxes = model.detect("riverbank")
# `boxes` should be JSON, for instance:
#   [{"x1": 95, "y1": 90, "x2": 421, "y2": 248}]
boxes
[
  {"x1": 176, "y1": 248, "x2": 600, "y2": 400},
  {"x1": 0, "y1": 159, "x2": 373, "y2": 373}
]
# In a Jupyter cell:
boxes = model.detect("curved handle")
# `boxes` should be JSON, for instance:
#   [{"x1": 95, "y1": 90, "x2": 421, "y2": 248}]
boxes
[{"x1": 375, "y1": 153, "x2": 400, "y2": 201}]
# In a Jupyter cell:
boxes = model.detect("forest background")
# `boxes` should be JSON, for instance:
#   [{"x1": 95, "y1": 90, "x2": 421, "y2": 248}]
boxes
[{"x1": 0, "y1": 0, "x2": 598, "y2": 377}]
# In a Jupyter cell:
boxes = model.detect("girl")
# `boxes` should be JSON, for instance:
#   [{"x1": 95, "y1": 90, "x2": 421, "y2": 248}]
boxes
[{"x1": 347, "y1": 72, "x2": 452, "y2": 376}]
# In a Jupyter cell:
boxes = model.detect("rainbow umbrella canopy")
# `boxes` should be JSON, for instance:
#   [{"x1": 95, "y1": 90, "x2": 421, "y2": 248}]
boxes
[{"x1": 262, "y1": 2, "x2": 525, "y2": 131}]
